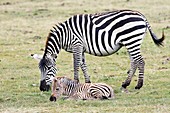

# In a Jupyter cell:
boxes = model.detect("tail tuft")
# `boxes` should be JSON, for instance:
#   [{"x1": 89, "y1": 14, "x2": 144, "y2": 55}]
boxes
[{"x1": 149, "y1": 28, "x2": 165, "y2": 47}]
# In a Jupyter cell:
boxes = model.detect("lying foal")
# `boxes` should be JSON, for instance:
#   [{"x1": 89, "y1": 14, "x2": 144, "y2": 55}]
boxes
[{"x1": 50, "y1": 76, "x2": 114, "y2": 101}]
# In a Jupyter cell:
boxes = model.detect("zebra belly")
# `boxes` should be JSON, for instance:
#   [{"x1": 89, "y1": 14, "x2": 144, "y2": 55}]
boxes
[
  {"x1": 82, "y1": 27, "x2": 122, "y2": 56},
  {"x1": 63, "y1": 43, "x2": 122, "y2": 56}
]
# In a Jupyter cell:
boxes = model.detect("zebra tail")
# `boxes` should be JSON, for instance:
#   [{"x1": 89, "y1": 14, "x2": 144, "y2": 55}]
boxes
[
  {"x1": 108, "y1": 87, "x2": 115, "y2": 99},
  {"x1": 147, "y1": 22, "x2": 165, "y2": 46}
]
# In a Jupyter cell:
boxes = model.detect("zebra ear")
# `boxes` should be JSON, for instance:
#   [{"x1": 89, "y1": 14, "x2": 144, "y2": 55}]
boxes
[{"x1": 31, "y1": 54, "x2": 43, "y2": 61}]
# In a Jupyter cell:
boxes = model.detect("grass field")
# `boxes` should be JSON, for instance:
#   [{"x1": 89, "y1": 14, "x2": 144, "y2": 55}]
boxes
[{"x1": 0, "y1": 0, "x2": 170, "y2": 112}]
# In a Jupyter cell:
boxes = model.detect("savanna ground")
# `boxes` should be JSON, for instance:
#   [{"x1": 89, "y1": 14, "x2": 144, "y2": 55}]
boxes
[{"x1": 0, "y1": 0, "x2": 170, "y2": 112}]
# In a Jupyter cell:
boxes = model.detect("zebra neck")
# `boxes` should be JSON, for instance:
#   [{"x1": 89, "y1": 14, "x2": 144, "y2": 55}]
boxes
[
  {"x1": 44, "y1": 32, "x2": 61, "y2": 57},
  {"x1": 54, "y1": 21, "x2": 72, "y2": 50}
]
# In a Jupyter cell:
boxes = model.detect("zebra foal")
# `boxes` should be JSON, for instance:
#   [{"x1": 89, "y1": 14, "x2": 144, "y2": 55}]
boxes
[
  {"x1": 33, "y1": 9, "x2": 164, "y2": 91},
  {"x1": 50, "y1": 76, "x2": 114, "y2": 101}
]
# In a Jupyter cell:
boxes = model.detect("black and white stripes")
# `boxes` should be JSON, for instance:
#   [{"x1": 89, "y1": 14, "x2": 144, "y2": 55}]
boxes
[
  {"x1": 38, "y1": 10, "x2": 164, "y2": 91},
  {"x1": 49, "y1": 76, "x2": 114, "y2": 100}
]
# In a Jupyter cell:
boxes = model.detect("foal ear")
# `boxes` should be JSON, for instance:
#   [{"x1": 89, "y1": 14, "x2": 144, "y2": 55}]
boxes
[
  {"x1": 60, "y1": 77, "x2": 65, "y2": 83},
  {"x1": 31, "y1": 54, "x2": 43, "y2": 61},
  {"x1": 52, "y1": 78, "x2": 59, "y2": 87},
  {"x1": 53, "y1": 77, "x2": 58, "y2": 82}
]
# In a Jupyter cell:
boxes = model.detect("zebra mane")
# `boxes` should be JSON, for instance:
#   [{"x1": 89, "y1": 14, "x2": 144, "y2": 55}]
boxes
[
  {"x1": 91, "y1": 10, "x2": 118, "y2": 17},
  {"x1": 45, "y1": 33, "x2": 51, "y2": 51},
  {"x1": 45, "y1": 23, "x2": 61, "y2": 48},
  {"x1": 44, "y1": 24, "x2": 62, "y2": 57},
  {"x1": 91, "y1": 9, "x2": 143, "y2": 18},
  {"x1": 50, "y1": 23, "x2": 63, "y2": 33}
]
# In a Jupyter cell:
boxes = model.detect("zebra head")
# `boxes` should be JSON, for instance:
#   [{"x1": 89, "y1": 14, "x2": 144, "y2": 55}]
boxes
[
  {"x1": 50, "y1": 77, "x2": 63, "y2": 101},
  {"x1": 39, "y1": 54, "x2": 57, "y2": 91},
  {"x1": 32, "y1": 53, "x2": 57, "y2": 91},
  {"x1": 50, "y1": 76, "x2": 74, "y2": 101}
]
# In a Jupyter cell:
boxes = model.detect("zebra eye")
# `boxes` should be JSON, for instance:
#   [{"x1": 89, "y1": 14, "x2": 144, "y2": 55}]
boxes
[{"x1": 56, "y1": 87, "x2": 60, "y2": 91}]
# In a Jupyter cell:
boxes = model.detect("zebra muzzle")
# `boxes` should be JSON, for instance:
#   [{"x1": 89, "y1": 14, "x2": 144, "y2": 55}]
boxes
[
  {"x1": 49, "y1": 96, "x2": 57, "y2": 102},
  {"x1": 40, "y1": 80, "x2": 50, "y2": 91}
]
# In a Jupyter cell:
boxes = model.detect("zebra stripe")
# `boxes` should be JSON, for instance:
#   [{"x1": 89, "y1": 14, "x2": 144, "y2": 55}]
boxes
[
  {"x1": 89, "y1": 84, "x2": 113, "y2": 98},
  {"x1": 49, "y1": 76, "x2": 114, "y2": 101},
  {"x1": 38, "y1": 10, "x2": 164, "y2": 91},
  {"x1": 45, "y1": 66, "x2": 57, "y2": 85}
]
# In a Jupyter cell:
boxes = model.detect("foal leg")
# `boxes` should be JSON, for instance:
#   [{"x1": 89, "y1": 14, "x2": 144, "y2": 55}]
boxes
[{"x1": 69, "y1": 93, "x2": 80, "y2": 100}]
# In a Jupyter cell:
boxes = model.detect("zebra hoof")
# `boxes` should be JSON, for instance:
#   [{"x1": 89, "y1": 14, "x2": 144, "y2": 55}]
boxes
[
  {"x1": 135, "y1": 83, "x2": 143, "y2": 89},
  {"x1": 50, "y1": 96, "x2": 56, "y2": 102},
  {"x1": 121, "y1": 84, "x2": 127, "y2": 89},
  {"x1": 121, "y1": 82, "x2": 128, "y2": 89},
  {"x1": 85, "y1": 81, "x2": 91, "y2": 83},
  {"x1": 121, "y1": 80, "x2": 131, "y2": 89},
  {"x1": 135, "y1": 80, "x2": 143, "y2": 89},
  {"x1": 135, "y1": 86, "x2": 142, "y2": 89},
  {"x1": 135, "y1": 86, "x2": 140, "y2": 89}
]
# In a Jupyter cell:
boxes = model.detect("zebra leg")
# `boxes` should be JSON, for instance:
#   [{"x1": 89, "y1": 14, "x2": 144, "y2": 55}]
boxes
[
  {"x1": 135, "y1": 58, "x2": 145, "y2": 89},
  {"x1": 122, "y1": 59, "x2": 137, "y2": 89},
  {"x1": 121, "y1": 32, "x2": 146, "y2": 90},
  {"x1": 73, "y1": 45, "x2": 83, "y2": 83},
  {"x1": 122, "y1": 53, "x2": 145, "y2": 90},
  {"x1": 69, "y1": 93, "x2": 82, "y2": 100},
  {"x1": 80, "y1": 53, "x2": 91, "y2": 83}
]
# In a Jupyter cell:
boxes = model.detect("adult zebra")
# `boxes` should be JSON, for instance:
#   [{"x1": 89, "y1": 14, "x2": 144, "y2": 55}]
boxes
[
  {"x1": 50, "y1": 76, "x2": 114, "y2": 101},
  {"x1": 34, "y1": 10, "x2": 164, "y2": 91}
]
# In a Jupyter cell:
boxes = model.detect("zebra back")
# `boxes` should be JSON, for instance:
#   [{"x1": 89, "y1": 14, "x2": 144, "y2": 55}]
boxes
[{"x1": 88, "y1": 83, "x2": 114, "y2": 99}]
